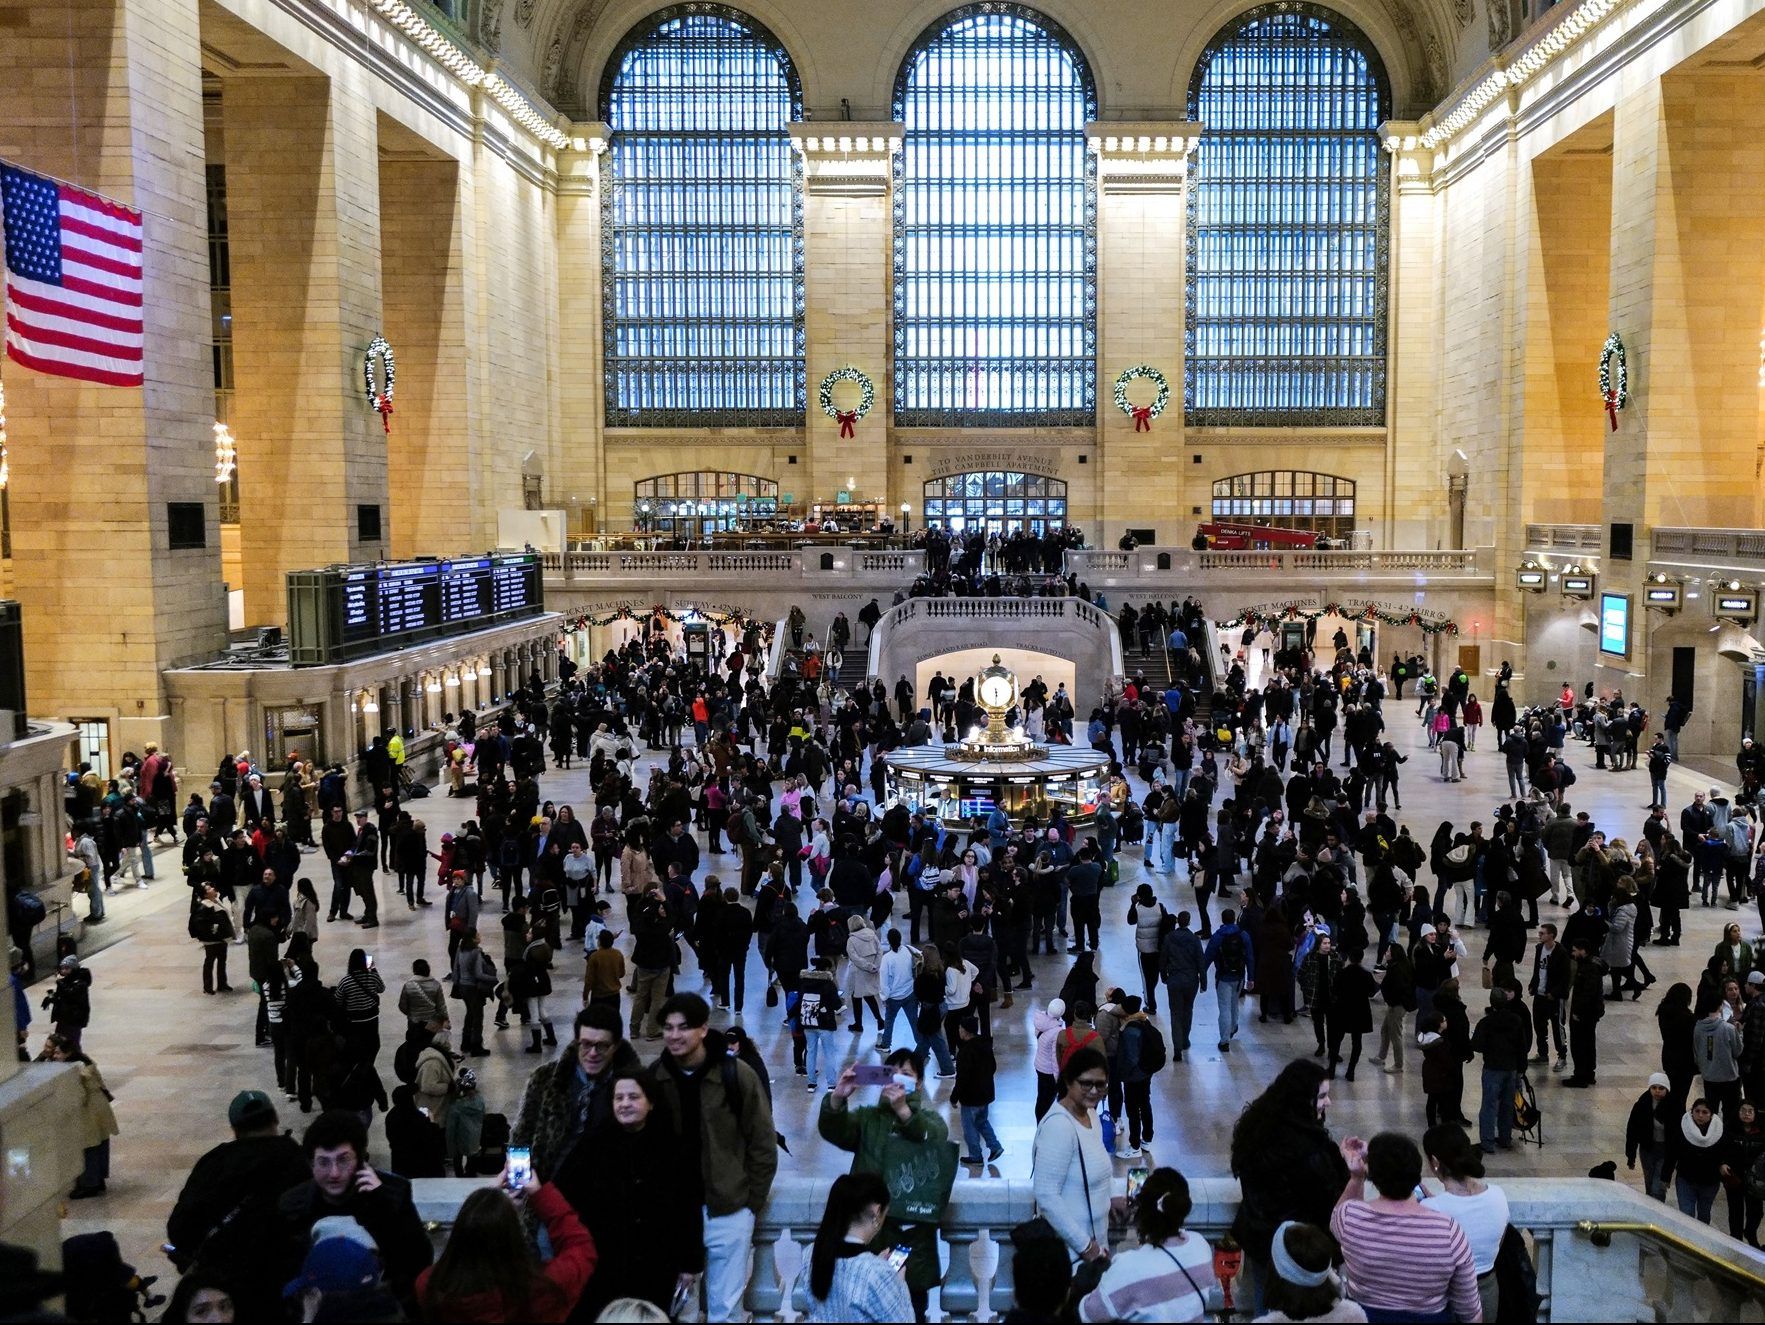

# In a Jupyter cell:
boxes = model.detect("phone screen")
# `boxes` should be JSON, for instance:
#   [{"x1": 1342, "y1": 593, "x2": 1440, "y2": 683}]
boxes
[
  {"x1": 506, "y1": 1147, "x2": 533, "y2": 1191},
  {"x1": 1126, "y1": 1166, "x2": 1149, "y2": 1202},
  {"x1": 886, "y1": 1244, "x2": 912, "y2": 1272}
]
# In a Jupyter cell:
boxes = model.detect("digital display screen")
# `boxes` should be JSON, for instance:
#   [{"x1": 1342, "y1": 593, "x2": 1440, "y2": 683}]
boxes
[
  {"x1": 1516, "y1": 570, "x2": 1545, "y2": 589},
  {"x1": 289, "y1": 553, "x2": 544, "y2": 665},
  {"x1": 1717, "y1": 594, "x2": 1757, "y2": 617},
  {"x1": 1562, "y1": 576, "x2": 1593, "y2": 596},
  {"x1": 441, "y1": 558, "x2": 492, "y2": 623},
  {"x1": 959, "y1": 795, "x2": 996, "y2": 819},
  {"x1": 1646, "y1": 587, "x2": 1680, "y2": 605},
  {"x1": 1599, "y1": 592, "x2": 1630, "y2": 656}
]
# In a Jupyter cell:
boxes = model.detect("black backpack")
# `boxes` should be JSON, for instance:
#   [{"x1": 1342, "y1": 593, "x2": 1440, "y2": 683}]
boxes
[
  {"x1": 1136, "y1": 1021, "x2": 1168, "y2": 1075},
  {"x1": 1215, "y1": 930, "x2": 1247, "y2": 981}
]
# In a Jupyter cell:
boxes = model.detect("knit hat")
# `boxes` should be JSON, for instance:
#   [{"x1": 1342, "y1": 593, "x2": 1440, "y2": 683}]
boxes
[
  {"x1": 228, "y1": 1089, "x2": 276, "y2": 1130},
  {"x1": 283, "y1": 1237, "x2": 380, "y2": 1300},
  {"x1": 1419, "y1": 923, "x2": 1437, "y2": 937},
  {"x1": 1648, "y1": 1072, "x2": 1671, "y2": 1090}
]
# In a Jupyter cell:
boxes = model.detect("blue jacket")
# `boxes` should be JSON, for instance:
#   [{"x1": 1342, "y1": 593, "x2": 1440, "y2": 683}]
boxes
[{"x1": 1202, "y1": 923, "x2": 1257, "y2": 985}]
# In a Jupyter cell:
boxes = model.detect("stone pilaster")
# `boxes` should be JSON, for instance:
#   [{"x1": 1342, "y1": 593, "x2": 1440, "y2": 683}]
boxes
[
  {"x1": 381, "y1": 148, "x2": 470, "y2": 559},
  {"x1": 1089, "y1": 122, "x2": 1202, "y2": 542},
  {"x1": 790, "y1": 123, "x2": 900, "y2": 516},
  {"x1": 1381, "y1": 124, "x2": 1444, "y2": 550},
  {"x1": 224, "y1": 74, "x2": 389, "y2": 625},
  {"x1": 555, "y1": 126, "x2": 608, "y2": 523}
]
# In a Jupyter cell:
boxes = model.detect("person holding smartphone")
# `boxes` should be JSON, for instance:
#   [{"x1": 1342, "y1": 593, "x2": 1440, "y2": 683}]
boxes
[{"x1": 797, "y1": 1172, "x2": 914, "y2": 1323}]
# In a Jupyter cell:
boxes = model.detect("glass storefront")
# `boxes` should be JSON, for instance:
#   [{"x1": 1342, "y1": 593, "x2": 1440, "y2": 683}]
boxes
[{"x1": 635, "y1": 471, "x2": 780, "y2": 535}]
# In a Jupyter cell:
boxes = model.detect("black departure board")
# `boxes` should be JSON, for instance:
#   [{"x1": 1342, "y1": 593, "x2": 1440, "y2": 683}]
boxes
[{"x1": 286, "y1": 553, "x2": 545, "y2": 665}]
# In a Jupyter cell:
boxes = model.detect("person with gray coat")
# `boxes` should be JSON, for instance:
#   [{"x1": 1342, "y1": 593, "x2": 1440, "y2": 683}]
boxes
[{"x1": 1158, "y1": 910, "x2": 1204, "y2": 1061}]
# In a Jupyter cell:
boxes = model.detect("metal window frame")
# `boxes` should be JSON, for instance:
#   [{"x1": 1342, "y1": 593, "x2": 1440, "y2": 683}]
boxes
[
  {"x1": 599, "y1": 4, "x2": 807, "y2": 428},
  {"x1": 1184, "y1": 2, "x2": 1390, "y2": 428},
  {"x1": 921, "y1": 469, "x2": 1069, "y2": 534},
  {"x1": 891, "y1": 3, "x2": 1098, "y2": 429}
]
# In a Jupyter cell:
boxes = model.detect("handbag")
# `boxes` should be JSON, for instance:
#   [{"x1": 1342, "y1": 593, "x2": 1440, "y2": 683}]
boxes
[{"x1": 877, "y1": 1134, "x2": 959, "y2": 1224}]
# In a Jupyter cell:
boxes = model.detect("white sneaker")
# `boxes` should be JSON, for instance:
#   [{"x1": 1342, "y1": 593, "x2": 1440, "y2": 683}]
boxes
[
  {"x1": 1114, "y1": 1144, "x2": 1139, "y2": 1159},
  {"x1": 137, "y1": 881, "x2": 150, "y2": 889}
]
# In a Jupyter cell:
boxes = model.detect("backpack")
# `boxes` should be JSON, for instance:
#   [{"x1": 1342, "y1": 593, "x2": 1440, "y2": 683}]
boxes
[
  {"x1": 1215, "y1": 930, "x2": 1247, "y2": 981},
  {"x1": 393, "y1": 1038, "x2": 422, "y2": 1085},
  {"x1": 10, "y1": 889, "x2": 45, "y2": 929},
  {"x1": 819, "y1": 910, "x2": 850, "y2": 957},
  {"x1": 1120, "y1": 803, "x2": 1145, "y2": 841},
  {"x1": 1135, "y1": 1021, "x2": 1168, "y2": 1075},
  {"x1": 914, "y1": 967, "x2": 945, "y2": 1004}
]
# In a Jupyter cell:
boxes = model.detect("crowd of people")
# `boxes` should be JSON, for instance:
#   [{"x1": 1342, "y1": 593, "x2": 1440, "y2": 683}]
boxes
[{"x1": 12, "y1": 594, "x2": 1765, "y2": 1322}]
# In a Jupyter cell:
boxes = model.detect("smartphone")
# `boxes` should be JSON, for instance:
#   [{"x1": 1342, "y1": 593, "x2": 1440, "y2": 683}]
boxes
[
  {"x1": 1126, "y1": 1166, "x2": 1149, "y2": 1203},
  {"x1": 851, "y1": 1064, "x2": 894, "y2": 1087},
  {"x1": 365, "y1": 953, "x2": 374, "y2": 969},
  {"x1": 505, "y1": 1146, "x2": 533, "y2": 1191},
  {"x1": 885, "y1": 1244, "x2": 912, "y2": 1273}
]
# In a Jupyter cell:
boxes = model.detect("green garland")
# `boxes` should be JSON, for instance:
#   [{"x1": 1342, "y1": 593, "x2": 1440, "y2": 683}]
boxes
[
  {"x1": 1598, "y1": 332, "x2": 1627, "y2": 410},
  {"x1": 568, "y1": 605, "x2": 775, "y2": 640},
  {"x1": 1217, "y1": 601, "x2": 1460, "y2": 637}
]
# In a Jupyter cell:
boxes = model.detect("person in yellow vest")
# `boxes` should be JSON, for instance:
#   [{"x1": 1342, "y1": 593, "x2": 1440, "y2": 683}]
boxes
[{"x1": 388, "y1": 732, "x2": 406, "y2": 768}]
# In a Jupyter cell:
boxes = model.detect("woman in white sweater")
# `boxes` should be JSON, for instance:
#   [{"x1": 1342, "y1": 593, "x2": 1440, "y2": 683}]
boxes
[{"x1": 1032, "y1": 1046, "x2": 1118, "y2": 1263}]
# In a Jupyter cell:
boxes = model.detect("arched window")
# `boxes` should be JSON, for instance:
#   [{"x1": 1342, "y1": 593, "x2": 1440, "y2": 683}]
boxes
[
  {"x1": 600, "y1": 7, "x2": 804, "y2": 426},
  {"x1": 893, "y1": 6, "x2": 1096, "y2": 427},
  {"x1": 1186, "y1": 5, "x2": 1390, "y2": 426},
  {"x1": 922, "y1": 470, "x2": 1068, "y2": 535},
  {"x1": 1211, "y1": 470, "x2": 1357, "y2": 536},
  {"x1": 635, "y1": 471, "x2": 780, "y2": 534}
]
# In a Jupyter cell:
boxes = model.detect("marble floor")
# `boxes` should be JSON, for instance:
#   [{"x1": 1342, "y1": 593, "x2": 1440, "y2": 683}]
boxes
[{"x1": 48, "y1": 686, "x2": 1748, "y2": 1281}]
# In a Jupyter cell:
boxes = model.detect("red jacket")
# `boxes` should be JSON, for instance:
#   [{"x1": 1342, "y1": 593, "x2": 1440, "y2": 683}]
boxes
[{"x1": 415, "y1": 1183, "x2": 597, "y2": 1323}]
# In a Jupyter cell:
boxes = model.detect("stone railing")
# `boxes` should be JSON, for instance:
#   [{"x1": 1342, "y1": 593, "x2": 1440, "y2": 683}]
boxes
[
  {"x1": 543, "y1": 548, "x2": 925, "y2": 582},
  {"x1": 865, "y1": 595, "x2": 1125, "y2": 703},
  {"x1": 1650, "y1": 527, "x2": 1765, "y2": 571},
  {"x1": 1066, "y1": 547, "x2": 1486, "y2": 580},
  {"x1": 406, "y1": 1175, "x2": 1765, "y2": 1322},
  {"x1": 1525, "y1": 523, "x2": 1603, "y2": 552}
]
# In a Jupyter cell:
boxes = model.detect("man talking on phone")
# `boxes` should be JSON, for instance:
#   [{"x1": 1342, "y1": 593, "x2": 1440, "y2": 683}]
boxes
[{"x1": 276, "y1": 1109, "x2": 432, "y2": 1298}]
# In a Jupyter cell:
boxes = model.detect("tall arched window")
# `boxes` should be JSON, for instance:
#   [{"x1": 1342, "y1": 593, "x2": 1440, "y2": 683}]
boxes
[
  {"x1": 600, "y1": 7, "x2": 804, "y2": 426},
  {"x1": 1186, "y1": 5, "x2": 1390, "y2": 426},
  {"x1": 893, "y1": 5, "x2": 1096, "y2": 427}
]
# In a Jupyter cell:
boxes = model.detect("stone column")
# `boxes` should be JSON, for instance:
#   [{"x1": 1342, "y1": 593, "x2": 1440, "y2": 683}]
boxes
[
  {"x1": 0, "y1": 0, "x2": 228, "y2": 742},
  {"x1": 223, "y1": 75, "x2": 389, "y2": 625},
  {"x1": 1603, "y1": 70, "x2": 1765, "y2": 695},
  {"x1": 1381, "y1": 125, "x2": 1444, "y2": 550},
  {"x1": 1089, "y1": 123, "x2": 1202, "y2": 542},
  {"x1": 380, "y1": 146, "x2": 469, "y2": 560},
  {"x1": 790, "y1": 125, "x2": 901, "y2": 515},
  {"x1": 556, "y1": 129, "x2": 608, "y2": 520}
]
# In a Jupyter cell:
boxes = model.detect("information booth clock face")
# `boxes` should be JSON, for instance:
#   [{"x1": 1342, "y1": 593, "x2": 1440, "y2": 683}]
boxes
[{"x1": 979, "y1": 674, "x2": 1013, "y2": 708}]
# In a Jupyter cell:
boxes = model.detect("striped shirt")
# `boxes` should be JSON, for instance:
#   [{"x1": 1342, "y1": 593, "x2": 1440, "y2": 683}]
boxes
[
  {"x1": 335, "y1": 970, "x2": 385, "y2": 1025},
  {"x1": 1330, "y1": 1198, "x2": 1482, "y2": 1322},
  {"x1": 1079, "y1": 1234, "x2": 1215, "y2": 1322}
]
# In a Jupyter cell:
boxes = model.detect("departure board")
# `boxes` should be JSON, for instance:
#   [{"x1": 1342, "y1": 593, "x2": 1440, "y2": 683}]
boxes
[{"x1": 286, "y1": 552, "x2": 545, "y2": 665}]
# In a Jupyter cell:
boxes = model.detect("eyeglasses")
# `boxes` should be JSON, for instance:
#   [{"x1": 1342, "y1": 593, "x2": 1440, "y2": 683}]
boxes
[{"x1": 1075, "y1": 1077, "x2": 1110, "y2": 1092}]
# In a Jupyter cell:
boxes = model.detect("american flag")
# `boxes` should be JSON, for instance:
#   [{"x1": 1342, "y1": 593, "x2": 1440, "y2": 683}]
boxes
[{"x1": 1, "y1": 163, "x2": 144, "y2": 386}]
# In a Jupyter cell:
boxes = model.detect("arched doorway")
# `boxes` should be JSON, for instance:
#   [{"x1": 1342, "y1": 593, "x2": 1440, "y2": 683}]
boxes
[
  {"x1": 1211, "y1": 470, "x2": 1357, "y2": 538},
  {"x1": 635, "y1": 471, "x2": 779, "y2": 536},
  {"x1": 922, "y1": 470, "x2": 1068, "y2": 536}
]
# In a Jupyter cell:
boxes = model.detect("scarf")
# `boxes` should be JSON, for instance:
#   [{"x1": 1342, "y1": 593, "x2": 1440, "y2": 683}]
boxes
[{"x1": 1682, "y1": 1112, "x2": 1725, "y2": 1148}]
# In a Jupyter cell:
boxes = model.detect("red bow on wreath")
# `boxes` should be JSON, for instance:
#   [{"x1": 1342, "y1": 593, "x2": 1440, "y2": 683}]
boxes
[
  {"x1": 1603, "y1": 388, "x2": 1620, "y2": 433},
  {"x1": 376, "y1": 397, "x2": 394, "y2": 434},
  {"x1": 1131, "y1": 405, "x2": 1154, "y2": 432},
  {"x1": 836, "y1": 409, "x2": 858, "y2": 439}
]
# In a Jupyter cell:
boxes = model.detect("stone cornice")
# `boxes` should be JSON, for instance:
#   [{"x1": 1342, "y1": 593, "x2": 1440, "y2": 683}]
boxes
[
  {"x1": 788, "y1": 122, "x2": 903, "y2": 197},
  {"x1": 1085, "y1": 121, "x2": 1203, "y2": 194}
]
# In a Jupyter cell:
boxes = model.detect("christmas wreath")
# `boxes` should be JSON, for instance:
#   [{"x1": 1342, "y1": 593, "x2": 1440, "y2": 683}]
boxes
[
  {"x1": 364, "y1": 335, "x2": 396, "y2": 434},
  {"x1": 1113, "y1": 364, "x2": 1169, "y2": 431},
  {"x1": 1599, "y1": 332, "x2": 1626, "y2": 432},
  {"x1": 819, "y1": 366, "x2": 874, "y2": 438}
]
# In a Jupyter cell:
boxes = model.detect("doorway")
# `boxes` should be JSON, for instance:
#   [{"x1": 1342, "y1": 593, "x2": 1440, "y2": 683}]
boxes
[
  {"x1": 1457, "y1": 644, "x2": 1482, "y2": 678},
  {"x1": 1671, "y1": 646, "x2": 1697, "y2": 713},
  {"x1": 71, "y1": 719, "x2": 110, "y2": 780}
]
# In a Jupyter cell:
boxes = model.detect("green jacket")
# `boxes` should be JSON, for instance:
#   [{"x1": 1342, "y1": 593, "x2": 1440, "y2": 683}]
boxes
[{"x1": 817, "y1": 1091, "x2": 949, "y2": 1186}]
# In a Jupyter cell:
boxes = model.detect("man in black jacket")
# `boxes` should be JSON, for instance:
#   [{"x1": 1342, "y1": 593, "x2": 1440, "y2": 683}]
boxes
[
  {"x1": 1158, "y1": 910, "x2": 1204, "y2": 1061},
  {"x1": 1470, "y1": 988, "x2": 1532, "y2": 1153},
  {"x1": 1564, "y1": 937, "x2": 1608, "y2": 1087},
  {"x1": 276, "y1": 1110, "x2": 432, "y2": 1299},
  {"x1": 168, "y1": 1091, "x2": 309, "y2": 1318}
]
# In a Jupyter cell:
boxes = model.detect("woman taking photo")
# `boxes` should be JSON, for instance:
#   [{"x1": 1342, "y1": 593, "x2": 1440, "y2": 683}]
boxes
[
  {"x1": 796, "y1": 1172, "x2": 913, "y2": 1323},
  {"x1": 1077, "y1": 1167, "x2": 1215, "y2": 1322},
  {"x1": 415, "y1": 1162, "x2": 595, "y2": 1322},
  {"x1": 556, "y1": 1071, "x2": 701, "y2": 1321},
  {"x1": 1421, "y1": 1124, "x2": 1509, "y2": 1322},
  {"x1": 1031, "y1": 1046, "x2": 1118, "y2": 1265}
]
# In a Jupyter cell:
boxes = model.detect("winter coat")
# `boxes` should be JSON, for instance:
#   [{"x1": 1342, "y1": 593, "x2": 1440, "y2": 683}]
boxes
[
  {"x1": 846, "y1": 920, "x2": 883, "y2": 999},
  {"x1": 1328, "y1": 962, "x2": 1377, "y2": 1036},
  {"x1": 511, "y1": 1040, "x2": 643, "y2": 1181},
  {"x1": 1601, "y1": 902, "x2": 1638, "y2": 969},
  {"x1": 412, "y1": 1044, "x2": 456, "y2": 1125},
  {"x1": 650, "y1": 1027, "x2": 779, "y2": 1217},
  {"x1": 1230, "y1": 1116, "x2": 1349, "y2": 1259}
]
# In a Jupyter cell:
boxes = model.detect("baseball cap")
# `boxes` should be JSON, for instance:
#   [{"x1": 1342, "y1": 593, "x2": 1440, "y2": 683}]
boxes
[
  {"x1": 283, "y1": 1238, "x2": 381, "y2": 1300},
  {"x1": 228, "y1": 1089, "x2": 277, "y2": 1131},
  {"x1": 1749, "y1": 972, "x2": 1764, "y2": 988},
  {"x1": 310, "y1": 1216, "x2": 378, "y2": 1253}
]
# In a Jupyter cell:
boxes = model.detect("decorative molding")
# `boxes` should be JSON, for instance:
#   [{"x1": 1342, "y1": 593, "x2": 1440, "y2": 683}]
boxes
[
  {"x1": 788, "y1": 122, "x2": 902, "y2": 196},
  {"x1": 1379, "y1": 119, "x2": 1438, "y2": 187},
  {"x1": 1420, "y1": 0, "x2": 1626, "y2": 150},
  {"x1": 1085, "y1": 120, "x2": 1203, "y2": 194}
]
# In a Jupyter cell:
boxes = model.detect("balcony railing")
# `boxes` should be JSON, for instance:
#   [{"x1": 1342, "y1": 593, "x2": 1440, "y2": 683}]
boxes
[
  {"x1": 1065, "y1": 547, "x2": 1485, "y2": 578},
  {"x1": 542, "y1": 549, "x2": 925, "y2": 580},
  {"x1": 1525, "y1": 523, "x2": 1603, "y2": 552},
  {"x1": 1650, "y1": 527, "x2": 1765, "y2": 573},
  {"x1": 405, "y1": 1175, "x2": 1765, "y2": 1322},
  {"x1": 865, "y1": 594, "x2": 1124, "y2": 690}
]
